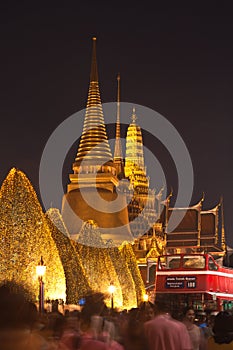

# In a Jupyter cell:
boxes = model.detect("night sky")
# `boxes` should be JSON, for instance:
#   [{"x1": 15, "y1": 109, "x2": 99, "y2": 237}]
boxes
[{"x1": 0, "y1": 3, "x2": 232, "y2": 245}]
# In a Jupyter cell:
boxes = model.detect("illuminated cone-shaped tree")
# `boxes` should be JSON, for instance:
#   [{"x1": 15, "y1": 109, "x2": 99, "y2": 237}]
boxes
[
  {"x1": 107, "y1": 244, "x2": 137, "y2": 309},
  {"x1": 119, "y1": 242, "x2": 146, "y2": 305},
  {"x1": 75, "y1": 220, "x2": 123, "y2": 309},
  {"x1": 0, "y1": 168, "x2": 66, "y2": 301},
  {"x1": 46, "y1": 208, "x2": 91, "y2": 303}
]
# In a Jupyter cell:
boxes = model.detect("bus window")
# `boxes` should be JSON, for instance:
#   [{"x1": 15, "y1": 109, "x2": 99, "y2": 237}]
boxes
[
  {"x1": 167, "y1": 257, "x2": 181, "y2": 269},
  {"x1": 223, "y1": 301, "x2": 233, "y2": 310},
  {"x1": 183, "y1": 255, "x2": 205, "y2": 269},
  {"x1": 208, "y1": 257, "x2": 218, "y2": 271}
]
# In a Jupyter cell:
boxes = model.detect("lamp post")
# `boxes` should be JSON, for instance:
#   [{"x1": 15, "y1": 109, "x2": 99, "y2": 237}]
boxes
[
  {"x1": 108, "y1": 282, "x2": 116, "y2": 310},
  {"x1": 36, "y1": 256, "x2": 46, "y2": 314}
]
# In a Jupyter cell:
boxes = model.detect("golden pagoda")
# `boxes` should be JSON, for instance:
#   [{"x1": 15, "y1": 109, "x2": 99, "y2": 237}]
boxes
[
  {"x1": 69, "y1": 37, "x2": 117, "y2": 192},
  {"x1": 61, "y1": 38, "x2": 132, "y2": 244}
]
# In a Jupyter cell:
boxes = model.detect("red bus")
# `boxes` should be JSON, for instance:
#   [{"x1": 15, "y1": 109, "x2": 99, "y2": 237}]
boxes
[{"x1": 155, "y1": 253, "x2": 233, "y2": 314}]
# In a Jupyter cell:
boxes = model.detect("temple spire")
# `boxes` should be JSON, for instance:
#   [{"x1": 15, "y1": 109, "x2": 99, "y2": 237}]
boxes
[
  {"x1": 116, "y1": 74, "x2": 121, "y2": 141},
  {"x1": 90, "y1": 37, "x2": 98, "y2": 82},
  {"x1": 113, "y1": 74, "x2": 124, "y2": 177},
  {"x1": 69, "y1": 37, "x2": 117, "y2": 192},
  {"x1": 125, "y1": 109, "x2": 149, "y2": 193},
  {"x1": 131, "y1": 107, "x2": 137, "y2": 123},
  {"x1": 74, "y1": 37, "x2": 113, "y2": 168},
  {"x1": 125, "y1": 108, "x2": 145, "y2": 173}
]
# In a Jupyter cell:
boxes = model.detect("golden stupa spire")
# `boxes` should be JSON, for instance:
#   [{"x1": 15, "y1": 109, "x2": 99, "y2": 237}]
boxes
[
  {"x1": 73, "y1": 37, "x2": 114, "y2": 170},
  {"x1": 113, "y1": 74, "x2": 124, "y2": 177},
  {"x1": 69, "y1": 37, "x2": 117, "y2": 192}
]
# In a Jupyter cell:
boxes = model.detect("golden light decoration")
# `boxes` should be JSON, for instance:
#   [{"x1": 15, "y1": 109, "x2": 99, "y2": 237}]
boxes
[
  {"x1": 75, "y1": 220, "x2": 124, "y2": 309},
  {"x1": 119, "y1": 241, "x2": 146, "y2": 305},
  {"x1": 108, "y1": 246, "x2": 137, "y2": 309},
  {"x1": 46, "y1": 208, "x2": 91, "y2": 304},
  {"x1": 0, "y1": 168, "x2": 147, "y2": 309},
  {"x1": 0, "y1": 168, "x2": 66, "y2": 302}
]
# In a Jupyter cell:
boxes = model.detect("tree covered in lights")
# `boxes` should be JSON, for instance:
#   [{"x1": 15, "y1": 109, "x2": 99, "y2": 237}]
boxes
[
  {"x1": 107, "y1": 245, "x2": 137, "y2": 309},
  {"x1": 119, "y1": 242, "x2": 146, "y2": 305},
  {"x1": 75, "y1": 220, "x2": 124, "y2": 309},
  {"x1": 46, "y1": 208, "x2": 91, "y2": 304},
  {"x1": 0, "y1": 168, "x2": 66, "y2": 301}
]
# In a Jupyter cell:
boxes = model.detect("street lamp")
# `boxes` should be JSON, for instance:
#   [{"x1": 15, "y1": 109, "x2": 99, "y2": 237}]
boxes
[
  {"x1": 108, "y1": 282, "x2": 116, "y2": 310},
  {"x1": 36, "y1": 256, "x2": 46, "y2": 314}
]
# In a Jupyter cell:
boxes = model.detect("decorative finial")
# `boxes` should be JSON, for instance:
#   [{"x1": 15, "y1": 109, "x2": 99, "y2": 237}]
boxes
[
  {"x1": 131, "y1": 107, "x2": 137, "y2": 123},
  {"x1": 114, "y1": 72, "x2": 124, "y2": 163},
  {"x1": 117, "y1": 74, "x2": 120, "y2": 104},
  {"x1": 201, "y1": 192, "x2": 205, "y2": 202},
  {"x1": 90, "y1": 36, "x2": 98, "y2": 82}
]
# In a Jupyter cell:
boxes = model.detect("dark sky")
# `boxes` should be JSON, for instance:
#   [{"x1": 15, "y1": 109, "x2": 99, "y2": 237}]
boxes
[{"x1": 0, "y1": 3, "x2": 232, "y2": 245}]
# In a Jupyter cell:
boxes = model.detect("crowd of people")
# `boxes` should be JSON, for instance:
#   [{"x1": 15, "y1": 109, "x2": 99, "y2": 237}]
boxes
[{"x1": 0, "y1": 282, "x2": 233, "y2": 350}]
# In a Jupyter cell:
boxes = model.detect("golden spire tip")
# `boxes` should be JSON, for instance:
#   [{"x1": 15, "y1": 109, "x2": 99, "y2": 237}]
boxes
[{"x1": 131, "y1": 107, "x2": 137, "y2": 122}]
